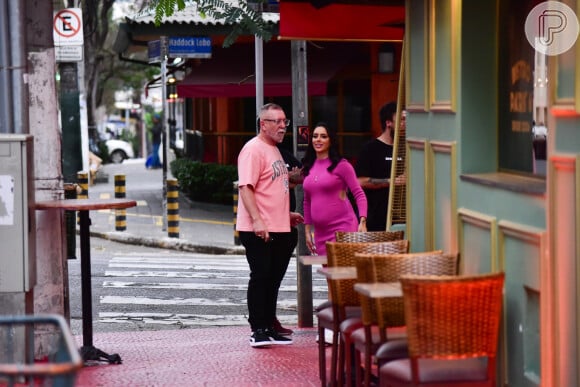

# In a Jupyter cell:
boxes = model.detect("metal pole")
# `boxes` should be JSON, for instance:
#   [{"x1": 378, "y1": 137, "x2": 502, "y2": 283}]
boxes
[
  {"x1": 8, "y1": 0, "x2": 26, "y2": 134},
  {"x1": 291, "y1": 40, "x2": 313, "y2": 328},
  {"x1": 255, "y1": 36, "x2": 264, "y2": 127},
  {"x1": 161, "y1": 36, "x2": 168, "y2": 231},
  {"x1": 253, "y1": 0, "x2": 263, "y2": 130},
  {"x1": 0, "y1": 1, "x2": 13, "y2": 133}
]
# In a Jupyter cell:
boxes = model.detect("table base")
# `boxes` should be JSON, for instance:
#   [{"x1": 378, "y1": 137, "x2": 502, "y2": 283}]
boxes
[{"x1": 81, "y1": 345, "x2": 122, "y2": 364}]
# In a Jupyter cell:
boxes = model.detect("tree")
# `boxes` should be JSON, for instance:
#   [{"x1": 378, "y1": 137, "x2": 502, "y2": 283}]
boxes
[
  {"x1": 148, "y1": 0, "x2": 276, "y2": 47},
  {"x1": 64, "y1": 0, "x2": 115, "y2": 129},
  {"x1": 68, "y1": 0, "x2": 273, "y2": 135}
]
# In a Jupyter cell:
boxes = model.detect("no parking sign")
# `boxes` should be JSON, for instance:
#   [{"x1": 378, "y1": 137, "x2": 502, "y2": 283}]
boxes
[{"x1": 53, "y1": 8, "x2": 84, "y2": 46}]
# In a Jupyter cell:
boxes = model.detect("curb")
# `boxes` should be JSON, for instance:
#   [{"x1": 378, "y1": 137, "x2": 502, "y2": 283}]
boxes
[{"x1": 89, "y1": 230, "x2": 246, "y2": 255}]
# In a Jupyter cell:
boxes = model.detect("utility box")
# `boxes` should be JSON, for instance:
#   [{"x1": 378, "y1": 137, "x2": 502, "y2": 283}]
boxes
[{"x1": 0, "y1": 135, "x2": 36, "y2": 292}]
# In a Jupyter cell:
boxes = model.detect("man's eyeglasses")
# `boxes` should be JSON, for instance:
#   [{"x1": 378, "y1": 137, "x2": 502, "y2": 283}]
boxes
[{"x1": 263, "y1": 118, "x2": 291, "y2": 127}]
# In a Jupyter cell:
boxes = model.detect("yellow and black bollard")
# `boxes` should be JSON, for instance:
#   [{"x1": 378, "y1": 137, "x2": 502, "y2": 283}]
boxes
[
  {"x1": 233, "y1": 181, "x2": 240, "y2": 245},
  {"x1": 77, "y1": 172, "x2": 89, "y2": 199},
  {"x1": 167, "y1": 179, "x2": 179, "y2": 238},
  {"x1": 114, "y1": 174, "x2": 127, "y2": 231}
]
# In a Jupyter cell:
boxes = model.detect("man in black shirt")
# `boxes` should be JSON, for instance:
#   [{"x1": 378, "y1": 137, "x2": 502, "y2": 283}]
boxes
[{"x1": 355, "y1": 102, "x2": 406, "y2": 231}]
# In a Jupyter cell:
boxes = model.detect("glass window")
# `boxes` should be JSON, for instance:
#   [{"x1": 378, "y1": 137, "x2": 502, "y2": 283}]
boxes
[{"x1": 499, "y1": 0, "x2": 547, "y2": 176}]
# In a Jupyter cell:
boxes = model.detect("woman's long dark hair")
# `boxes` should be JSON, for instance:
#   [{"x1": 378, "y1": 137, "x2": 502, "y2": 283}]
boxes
[{"x1": 302, "y1": 122, "x2": 343, "y2": 176}]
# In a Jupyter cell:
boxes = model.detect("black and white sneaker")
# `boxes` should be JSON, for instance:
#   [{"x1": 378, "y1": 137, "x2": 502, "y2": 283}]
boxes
[
  {"x1": 266, "y1": 328, "x2": 293, "y2": 345},
  {"x1": 250, "y1": 329, "x2": 273, "y2": 347}
]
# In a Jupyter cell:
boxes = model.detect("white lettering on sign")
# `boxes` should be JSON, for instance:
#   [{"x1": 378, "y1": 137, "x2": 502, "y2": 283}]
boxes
[{"x1": 53, "y1": 8, "x2": 84, "y2": 46}]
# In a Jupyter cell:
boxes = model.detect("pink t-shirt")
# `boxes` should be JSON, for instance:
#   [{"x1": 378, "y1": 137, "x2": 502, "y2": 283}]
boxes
[{"x1": 236, "y1": 137, "x2": 290, "y2": 232}]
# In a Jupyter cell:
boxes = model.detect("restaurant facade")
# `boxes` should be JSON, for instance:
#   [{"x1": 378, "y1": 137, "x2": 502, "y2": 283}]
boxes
[
  {"x1": 116, "y1": 1, "x2": 580, "y2": 385},
  {"x1": 402, "y1": 1, "x2": 578, "y2": 386}
]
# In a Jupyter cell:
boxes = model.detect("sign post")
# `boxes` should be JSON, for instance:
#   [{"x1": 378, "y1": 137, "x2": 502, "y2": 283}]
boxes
[
  {"x1": 53, "y1": 8, "x2": 85, "y2": 182},
  {"x1": 53, "y1": 8, "x2": 84, "y2": 46},
  {"x1": 160, "y1": 36, "x2": 169, "y2": 232},
  {"x1": 149, "y1": 36, "x2": 212, "y2": 233},
  {"x1": 53, "y1": 8, "x2": 84, "y2": 62}
]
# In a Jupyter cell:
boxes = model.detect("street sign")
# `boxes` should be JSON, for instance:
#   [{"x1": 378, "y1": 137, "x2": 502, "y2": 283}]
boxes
[
  {"x1": 148, "y1": 40, "x2": 161, "y2": 64},
  {"x1": 53, "y1": 8, "x2": 84, "y2": 46},
  {"x1": 55, "y1": 45, "x2": 83, "y2": 62},
  {"x1": 168, "y1": 37, "x2": 212, "y2": 59}
]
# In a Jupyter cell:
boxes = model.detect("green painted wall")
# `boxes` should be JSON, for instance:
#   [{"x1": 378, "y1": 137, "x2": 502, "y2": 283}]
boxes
[{"x1": 406, "y1": 0, "x2": 546, "y2": 385}]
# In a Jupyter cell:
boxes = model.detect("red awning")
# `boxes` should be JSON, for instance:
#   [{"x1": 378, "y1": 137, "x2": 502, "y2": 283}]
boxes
[
  {"x1": 177, "y1": 41, "x2": 366, "y2": 98},
  {"x1": 279, "y1": 1, "x2": 405, "y2": 42}
]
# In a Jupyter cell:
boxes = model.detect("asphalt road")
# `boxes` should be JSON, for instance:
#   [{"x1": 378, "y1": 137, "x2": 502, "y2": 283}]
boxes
[
  {"x1": 67, "y1": 159, "x2": 328, "y2": 335},
  {"x1": 67, "y1": 237, "x2": 329, "y2": 335}
]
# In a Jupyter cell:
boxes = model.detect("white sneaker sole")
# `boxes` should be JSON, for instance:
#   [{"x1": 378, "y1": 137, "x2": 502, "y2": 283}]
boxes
[
  {"x1": 250, "y1": 340, "x2": 273, "y2": 348},
  {"x1": 269, "y1": 339, "x2": 293, "y2": 345}
]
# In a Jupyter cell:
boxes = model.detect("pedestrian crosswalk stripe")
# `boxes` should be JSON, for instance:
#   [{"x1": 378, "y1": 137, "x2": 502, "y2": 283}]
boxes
[
  {"x1": 110, "y1": 253, "x2": 246, "y2": 259},
  {"x1": 110, "y1": 257, "x2": 250, "y2": 265},
  {"x1": 100, "y1": 296, "x2": 329, "y2": 308},
  {"x1": 104, "y1": 270, "x2": 328, "y2": 282},
  {"x1": 101, "y1": 296, "x2": 241, "y2": 306},
  {"x1": 98, "y1": 253, "x2": 327, "y2": 329},
  {"x1": 108, "y1": 262, "x2": 243, "y2": 270},
  {"x1": 102, "y1": 280, "x2": 329, "y2": 292}
]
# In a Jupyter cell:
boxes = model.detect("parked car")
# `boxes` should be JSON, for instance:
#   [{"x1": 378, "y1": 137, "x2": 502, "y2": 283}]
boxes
[
  {"x1": 105, "y1": 139, "x2": 135, "y2": 164},
  {"x1": 89, "y1": 128, "x2": 134, "y2": 164}
]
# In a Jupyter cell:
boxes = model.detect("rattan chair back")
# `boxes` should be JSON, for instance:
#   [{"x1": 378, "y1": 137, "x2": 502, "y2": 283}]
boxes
[
  {"x1": 355, "y1": 251, "x2": 458, "y2": 330},
  {"x1": 399, "y1": 272, "x2": 505, "y2": 382},
  {"x1": 325, "y1": 240, "x2": 410, "y2": 315},
  {"x1": 335, "y1": 230, "x2": 404, "y2": 243}
]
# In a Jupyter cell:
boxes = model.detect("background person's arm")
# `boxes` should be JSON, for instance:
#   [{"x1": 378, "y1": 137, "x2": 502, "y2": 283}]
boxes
[{"x1": 357, "y1": 176, "x2": 389, "y2": 189}]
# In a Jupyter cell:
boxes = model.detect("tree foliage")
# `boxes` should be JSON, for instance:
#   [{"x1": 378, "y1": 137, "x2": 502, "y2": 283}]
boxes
[
  {"x1": 65, "y1": 0, "x2": 159, "y2": 127},
  {"x1": 147, "y1": 0, "x2": 275, "y2": 47},
  {"x1": 68, "y1": 0, "x2": 274, "y2": 129}
]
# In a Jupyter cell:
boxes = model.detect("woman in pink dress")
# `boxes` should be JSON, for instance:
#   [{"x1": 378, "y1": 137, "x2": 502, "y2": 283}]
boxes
[{"x1": 302, "y1": 123, "x2": 368, "y2": 255}]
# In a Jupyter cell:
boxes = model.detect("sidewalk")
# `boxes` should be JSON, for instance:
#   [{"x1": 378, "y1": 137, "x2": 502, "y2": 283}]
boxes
[
  {"x1": 72, "y1": 160, "x2": 323, "y2": 386},
  {"x1": 75, "y1": 327, "x2": 321, "y2": 386},
  {"x1": 87, "y1": 159, "x2": 245, "y2": 255}
]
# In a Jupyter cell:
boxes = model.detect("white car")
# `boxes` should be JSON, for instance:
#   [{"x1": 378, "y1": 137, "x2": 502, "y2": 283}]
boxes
[{"x1": 105, "y1": 139, "x2": 134, "y2": 164}]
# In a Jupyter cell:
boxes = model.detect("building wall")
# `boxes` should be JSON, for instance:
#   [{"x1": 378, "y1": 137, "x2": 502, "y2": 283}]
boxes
[{"x1": 402, "y1": 0, "x2": 576, "y2": 385}]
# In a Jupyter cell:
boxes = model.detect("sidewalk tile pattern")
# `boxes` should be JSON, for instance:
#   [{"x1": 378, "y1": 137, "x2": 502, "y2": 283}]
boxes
[{"x1": 75, "y1": 326, "x2": 321, "y2": 386}]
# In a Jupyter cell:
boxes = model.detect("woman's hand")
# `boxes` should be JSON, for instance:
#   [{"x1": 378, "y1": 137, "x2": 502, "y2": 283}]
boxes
[
  {"x1": 305, "y1": 225, "x2": 316, "y2": 255},
  {"x1": 358, "y1": 217, "x2": 367, "y2": 232},
  {"x1": 290, "y1": 212, "x2": 304, "y2": 227}
]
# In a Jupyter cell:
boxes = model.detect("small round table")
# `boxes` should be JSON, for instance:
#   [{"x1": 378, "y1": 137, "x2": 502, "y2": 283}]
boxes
[{"x1": 36, "y1": 198, "x2": 137, "y2": 364}]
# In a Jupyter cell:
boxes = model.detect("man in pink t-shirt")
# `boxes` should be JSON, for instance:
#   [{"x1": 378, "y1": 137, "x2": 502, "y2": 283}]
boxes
[{"x1": 237, "y1": 103, "x2": 303, "y2": 348}]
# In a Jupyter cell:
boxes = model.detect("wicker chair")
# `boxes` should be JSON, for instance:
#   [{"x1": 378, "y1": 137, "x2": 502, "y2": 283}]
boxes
[
  {"x1": 318, "y1": 240, "x2": 410, "y2": 387},
  {"x1": 379, "y1": 272, "x2": 505, "y2": 387},
  {"x1": 336, "y1": 230, "x2": 405, "y2": 243},
  {"x1": 349, "y1": 251, "x2": 458, "y2": 387},
  {"x1": 313, "y1": 230, "x2": 405, "y2": 314}
]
